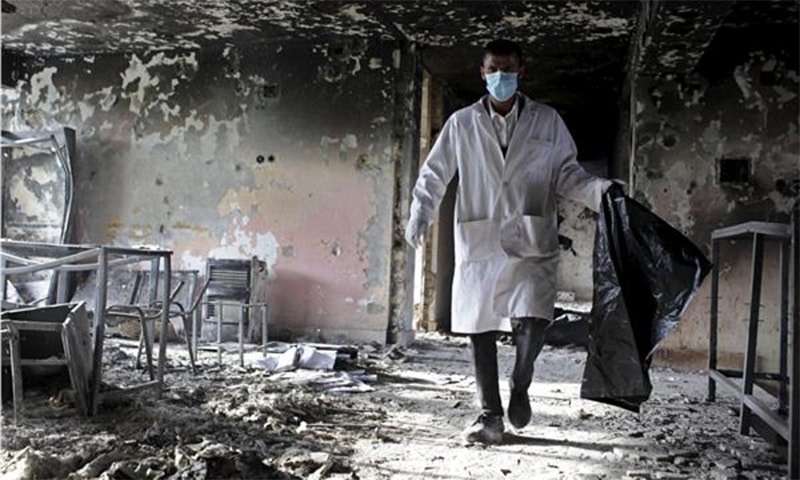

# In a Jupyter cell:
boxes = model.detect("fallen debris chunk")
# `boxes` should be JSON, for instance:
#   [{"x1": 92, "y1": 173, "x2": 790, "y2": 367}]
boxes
[
  {"x1": 713, "y1": 457, "x2": 741, "y2": 471},
  {"x1": 307, "y1": 455, "x2": 336, "y2": 480},
  {"x1": 654, "y1": 472, "x2": 690, "y2": 479},
  {"x1": 279, "y1": 449, "x2": 332, "y2": 478},
  {"x1": 104, "y1": 460, "x2": 139, "y2": 479},
  {"x1": 73, "y1": 451, "x2": 124, "y2": 479},
  {"x1": 710, "y1": 469, "x2": 740, "y2": 480},
  {"x1": 624, "y1": 470, "x2": 652, "y2": 479},
  {"x1": 305, "y1": 372, "x2": 374, "y2": 393},
  {"x1": 2, "y1": 447, "x2": 65, "y2": 480}
]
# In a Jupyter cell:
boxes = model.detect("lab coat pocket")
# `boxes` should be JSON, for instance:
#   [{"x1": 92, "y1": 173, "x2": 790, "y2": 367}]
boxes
[
  {"x1": 507, "y1": 140, "x2": 553, "y2": 184},
  {"x1": 455, "y1": 219, "x2": 497, "y2": 262},
  {"x1": 507, "y1": 215, "x2": 558, "y2": 258},
  {"x1": 526, "y1": 140, "x2": 555, "y2": 169}
]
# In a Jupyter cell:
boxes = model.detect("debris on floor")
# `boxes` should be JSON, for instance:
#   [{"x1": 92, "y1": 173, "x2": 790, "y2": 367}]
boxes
[
  {"x1": 253, "y1": 342, "x2": 349, "y2": 372},
  {"x1": 0, "y1": 333, "x2": 790, "y2": 480}
]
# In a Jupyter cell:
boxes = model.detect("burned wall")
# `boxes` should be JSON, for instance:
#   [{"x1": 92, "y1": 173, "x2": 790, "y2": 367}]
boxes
[
  {"x1": 633, "y1": 23, "x2": 799, "y2": 368},
  {"x1": 555, "y1": 159, "x2": 610, "y2": 302},
  {"x1": 1, "y1": 38, "x2": 414, "y2": 343}
]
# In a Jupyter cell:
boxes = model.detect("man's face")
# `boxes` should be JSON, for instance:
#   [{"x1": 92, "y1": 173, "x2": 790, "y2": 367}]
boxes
[{"x1": 480, "y1": 53, "x2": 524, "y2": 81}]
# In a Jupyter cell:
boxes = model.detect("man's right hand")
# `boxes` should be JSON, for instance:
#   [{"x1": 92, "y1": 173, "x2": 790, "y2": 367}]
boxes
[{"x1": 404, "y1": 219, "x2": 429, "y2": 249}]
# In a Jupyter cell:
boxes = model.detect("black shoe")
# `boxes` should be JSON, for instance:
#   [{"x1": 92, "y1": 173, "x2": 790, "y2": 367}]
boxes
[
  {"x1": 507, "y1": 388, "x2": 532, "y2": 429},
  {"x1": 462, "y1": 413, "x2": 504, "y2": 444}
]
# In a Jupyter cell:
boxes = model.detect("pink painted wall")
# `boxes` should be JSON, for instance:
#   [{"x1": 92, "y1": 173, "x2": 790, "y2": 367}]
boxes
[{"x1": 2, "y1": 40, "x2": 412, "y2": 343}]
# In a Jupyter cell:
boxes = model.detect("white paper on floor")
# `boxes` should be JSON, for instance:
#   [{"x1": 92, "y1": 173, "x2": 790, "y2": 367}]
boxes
[
  {"x1": 252, "y1": 343, "x2": 376, "y2": 393},
  {"x1": 253, "y1": 344, "x2": 338, "y2": 372}
]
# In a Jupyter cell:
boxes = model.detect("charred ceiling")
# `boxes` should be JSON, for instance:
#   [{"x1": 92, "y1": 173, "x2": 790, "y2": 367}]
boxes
[
  {"x1": 636, "y1": 1, "x2": 735, "y2": 76},
  {"x1": 0, "y1": 0, "x2": 640, "y2": 160},
  {"x1": 2, "y1": 0, "x2": 797, "y2": 160},
  {"x1": 694, "y1": 0, "x2": 800, "y2": 83},
  {"x1": 1, "y1": 1, "x2": 638, "y2": 54}
]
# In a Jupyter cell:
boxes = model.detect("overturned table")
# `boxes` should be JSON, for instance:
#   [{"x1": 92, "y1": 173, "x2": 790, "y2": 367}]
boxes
[{"x1": 1, "y1": 239, "x2": 173, "y2": 415}]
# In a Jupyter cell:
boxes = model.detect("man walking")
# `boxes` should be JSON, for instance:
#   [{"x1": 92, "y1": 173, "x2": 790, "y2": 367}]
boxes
[{"x1": 405, "y1": 39, "x2": 613, "y2": 444}]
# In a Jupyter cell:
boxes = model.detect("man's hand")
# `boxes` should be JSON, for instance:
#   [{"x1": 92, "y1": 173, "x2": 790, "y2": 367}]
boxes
[
  {"x1": 606, "y1": 180, "x2": 627, "y2": 196},
  {"x1": 405, "y1": 219, "x2": 429, "y2": 249}
]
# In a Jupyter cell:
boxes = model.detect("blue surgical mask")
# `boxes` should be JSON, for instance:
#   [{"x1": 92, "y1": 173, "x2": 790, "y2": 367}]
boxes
[{"x1": 485, "y1": 71, "x2": 518, "y2": 102}]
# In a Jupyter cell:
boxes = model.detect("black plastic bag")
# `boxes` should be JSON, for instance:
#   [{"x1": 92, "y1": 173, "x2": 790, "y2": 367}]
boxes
[{"x1": 580, "y1": 187, "x2": 712, "y2": 412}]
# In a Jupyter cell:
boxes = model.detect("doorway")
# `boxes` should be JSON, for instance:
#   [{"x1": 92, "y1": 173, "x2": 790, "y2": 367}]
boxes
[{"x1": 411, "y1": 69, "x2": 459, "y2": 334}]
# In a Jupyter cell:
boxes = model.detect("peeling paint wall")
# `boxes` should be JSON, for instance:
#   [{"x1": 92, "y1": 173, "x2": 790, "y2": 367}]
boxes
[
  {"x1": 2, "y1": 146, "x2": 67, "y2": 241},
  {"x1": 633, "y1": 37, "x2": 799, "y2": 368},
  {"x1": 1, "y1": 38, "x2": 412, "y2": 344}
]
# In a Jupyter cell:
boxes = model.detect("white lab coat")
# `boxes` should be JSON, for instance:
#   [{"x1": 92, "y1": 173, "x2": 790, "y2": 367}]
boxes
[{"x1": 409, "y1": 94, "x2": 611, "y2": 334}]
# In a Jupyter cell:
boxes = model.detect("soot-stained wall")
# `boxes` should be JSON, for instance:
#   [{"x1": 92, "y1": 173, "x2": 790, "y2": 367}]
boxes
[
  {"x1": 555, "y1": 159, "x2": 610, "y2": 302},
  {"x1": 633, "y1": 27, "x2": 799, "y2": 368},
  {"x1": 1, "y1": 38, "x2": 415, "y2": 344}
]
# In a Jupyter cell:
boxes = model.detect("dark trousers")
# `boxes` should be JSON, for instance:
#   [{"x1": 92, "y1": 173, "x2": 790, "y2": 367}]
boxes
[{"x1": 469, "y1": 317, "x2": 550, "y2": 416}]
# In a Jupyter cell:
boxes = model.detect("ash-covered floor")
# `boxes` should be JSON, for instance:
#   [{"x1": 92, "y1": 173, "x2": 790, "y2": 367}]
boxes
[{"x1": 0, "y1": 333, "x2": 790, "y2": 480}]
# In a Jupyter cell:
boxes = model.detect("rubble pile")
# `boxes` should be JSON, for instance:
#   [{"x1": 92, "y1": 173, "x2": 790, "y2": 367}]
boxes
[
  {"x1": 609, "y1": 395, "x2": 788, "y2": 480},
  {"x1": 0, "y1": 334, "x2": 791, "y2": 480},
  {"x1": 1, "y1": 341, "x2": 388, "y2": 479}
]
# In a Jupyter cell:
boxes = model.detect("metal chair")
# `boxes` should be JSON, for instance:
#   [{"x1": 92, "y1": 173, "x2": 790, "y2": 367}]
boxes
[
  {"x1": 196, "y1": 258, "x2": 269, "y2": 367},
  {"x1": 106, "y1": 269, "x2": 202, "y2": 373}
]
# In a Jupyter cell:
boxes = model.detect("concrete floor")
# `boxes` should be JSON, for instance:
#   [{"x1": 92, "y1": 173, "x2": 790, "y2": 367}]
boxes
[{"x1": 0, "y1": 332, "x2": 790, "y2": 479}]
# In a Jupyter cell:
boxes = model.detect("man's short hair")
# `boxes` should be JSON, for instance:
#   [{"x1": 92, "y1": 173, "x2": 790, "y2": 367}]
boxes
[{"x1": 483, "y1": 39, "x2": 523, "y2": 65}]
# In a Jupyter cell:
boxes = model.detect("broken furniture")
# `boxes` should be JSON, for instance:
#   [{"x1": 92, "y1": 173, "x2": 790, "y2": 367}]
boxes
[
  {"x1": 146, "y1": 269, "x2": 209, "y2": 374},
  {"x1": 0, "y1": 321, "x2": 22, "y2": 422},
  {"x1": 106, "y1": 275, "x2": 185, "y2": 377},
  {"x1": 1, "y1": 129, "x2": 77, "y2": 305},
  {"x1": 0, "y1": 239, "x2": 174, "y2": 415},
  {"x1": 1, "y1": 302, "x2": 92, "y2": 422},
  {"x1": 707, "y1": 208, "x2": 799, "y2": 477},
  {"x1": 197, "y1": 258, "x2": 269, "y2": 367},
  {"x1": 107, "y1": 269, "x2": 206, "y2": 373},
  {"x1": 172, "y1": 275, "x2": 210, "y2": 371}
]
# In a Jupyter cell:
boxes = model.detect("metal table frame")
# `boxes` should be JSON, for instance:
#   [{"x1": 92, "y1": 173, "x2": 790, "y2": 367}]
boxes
[
  {"x1": 1, "y1": 239, "x2": 172, "y2": 415},
  {"x1": 706, "y1": 218, "x2": 798, "y2": 477}
]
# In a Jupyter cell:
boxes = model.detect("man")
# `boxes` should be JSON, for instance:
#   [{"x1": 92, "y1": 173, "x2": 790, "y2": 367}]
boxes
[{"x1": 405, "y1": 39, "x2": 613, "y2": 444}]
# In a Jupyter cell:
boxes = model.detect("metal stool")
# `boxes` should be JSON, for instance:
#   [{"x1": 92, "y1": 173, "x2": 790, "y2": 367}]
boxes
[{"x1": 707, "y1": 211, "x2": 798, "y2": 477}]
